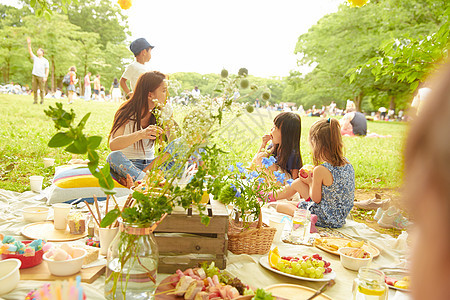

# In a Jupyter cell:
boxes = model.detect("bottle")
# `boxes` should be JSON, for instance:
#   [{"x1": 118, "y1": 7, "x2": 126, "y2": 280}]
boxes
[{"x1": 352, "y1": 267, "x2": 388, "y2": 300}]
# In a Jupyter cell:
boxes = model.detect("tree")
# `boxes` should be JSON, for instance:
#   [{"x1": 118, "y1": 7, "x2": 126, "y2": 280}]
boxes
[
  {"x1": 290, "y1": 0, "x2": 448, "y2": 111},
  {"x1": 66, "y1": 0, "x2": 130, "y2": 48}
]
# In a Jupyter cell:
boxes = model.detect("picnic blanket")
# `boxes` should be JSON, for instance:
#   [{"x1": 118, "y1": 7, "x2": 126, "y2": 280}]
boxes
[{"x1": 0, "y1": 189, "x2": 411, "y2": 300}]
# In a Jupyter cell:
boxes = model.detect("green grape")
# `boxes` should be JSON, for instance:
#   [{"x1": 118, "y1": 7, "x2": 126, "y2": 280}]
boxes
[
  {"x1": 308, "y1": 267, "x2": 316, "y2": 275},
  {"x1": 301, "y1": 261, "x2": 308, "y2": 270},
  {"x1": 298, "y1": 269, "x2": 305, "y2": 277},
  {"x1": 292, "y1": 262, "x2": 301, "y2": 273},
  {"x1": 305, "y1": 267, "x2": 311, "y2": 274},
  {"x1": 315, "y1": 268, "x2": 323, "y2": 277},
  {"x1": 317, "y1": 260, "x2": 325, "y2": 267},
  {"x1": 285, "y1": 267, "x2": 293, "y2": 274},
  {"x1": 306, "y1": 261, "x2": 313, "y2": 268},
  {"x1": 316, "y1": 273, "x2": 324, "y2": 279},
  {"x1": 318, "y1": 266, "x2": 325, "y2": 273},
  {"x1": 276, "y1": 261, "x2": 284, "y2": 270}
]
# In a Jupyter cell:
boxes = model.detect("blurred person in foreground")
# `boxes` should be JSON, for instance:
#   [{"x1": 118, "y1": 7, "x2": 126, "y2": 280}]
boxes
[{"x1": 404, "y1": 63, "x2": 450, "y2": 300}]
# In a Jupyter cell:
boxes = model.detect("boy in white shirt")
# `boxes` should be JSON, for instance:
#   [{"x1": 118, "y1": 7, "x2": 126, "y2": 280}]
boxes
[{"x1": 120, "y1": 38, "x2": 154, "y2": 99}]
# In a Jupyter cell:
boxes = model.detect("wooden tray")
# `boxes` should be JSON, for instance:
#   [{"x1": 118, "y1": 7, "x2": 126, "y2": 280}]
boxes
[
  {"x1": 21, "y1": 221, "x2": 87, "y2": 242},
  {"x1": 314, "y1": 237, "x2": 380, "y2": 258},
  {"x1": 20, "y1": 261, "x2": 105, "y2": 284}
]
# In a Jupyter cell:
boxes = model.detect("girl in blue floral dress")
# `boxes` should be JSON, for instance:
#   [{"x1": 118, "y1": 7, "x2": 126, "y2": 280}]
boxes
[{"x1": 271, "y1": 118, "x2": 355, "y2": 228}]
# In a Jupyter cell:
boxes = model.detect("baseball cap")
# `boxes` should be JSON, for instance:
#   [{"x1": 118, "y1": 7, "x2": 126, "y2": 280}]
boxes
[{"x1": 130, "y1": 38, "x2": 154, "y2": 56}]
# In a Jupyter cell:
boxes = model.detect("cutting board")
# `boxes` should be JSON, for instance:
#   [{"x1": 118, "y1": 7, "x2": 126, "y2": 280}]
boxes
[
  {"x1": 21, "y1": 221, "x2": 87, "y2": 242},
  {"x1": 20, "y1": 261, "x2": 105, "y2": 284}
]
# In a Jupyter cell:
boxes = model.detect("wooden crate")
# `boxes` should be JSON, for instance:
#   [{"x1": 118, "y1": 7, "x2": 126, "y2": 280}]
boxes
[{"x1": 153, "y1": 199, "x2": 229, "y2": 273}]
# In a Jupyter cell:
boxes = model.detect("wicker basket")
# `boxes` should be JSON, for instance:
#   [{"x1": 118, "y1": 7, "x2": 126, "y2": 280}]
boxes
[{"x1": 227, "y1": 214, "x2": 276, "y2": 255}]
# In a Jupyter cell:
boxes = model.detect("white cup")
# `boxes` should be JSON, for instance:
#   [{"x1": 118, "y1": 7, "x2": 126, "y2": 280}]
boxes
[
  {"x1": 269, "y1": 218, "x2": 286, "y2": 243},
  {"x1": 99, "y1": 227, "x2": 119, "y2": 256},
  {"x1": 52, "y1": 203, "x2": 72, "y2": 230},
  {"x1": 43, "y1": 158, "x2": 55, "y2": 168},
  {"x1": 29, "y1": 176, "x2": 44, "y2": 193}
]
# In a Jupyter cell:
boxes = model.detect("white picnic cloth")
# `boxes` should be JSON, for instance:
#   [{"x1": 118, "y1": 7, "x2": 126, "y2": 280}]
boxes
[{"x1": 0, "y1": 189, "x2": 411, "y2": 300}]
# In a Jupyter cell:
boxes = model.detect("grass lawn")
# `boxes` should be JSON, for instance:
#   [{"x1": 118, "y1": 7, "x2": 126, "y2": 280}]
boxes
[{"x1": 0, "y1": 94, "x2": 408, "y2": 193}]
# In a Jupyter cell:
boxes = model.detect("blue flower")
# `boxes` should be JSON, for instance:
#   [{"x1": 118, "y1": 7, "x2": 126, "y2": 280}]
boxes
[
  {"x1": 261, "y1": 156, "x2": 277, "y2": 168},
  {"x1": 250, "y1": 171, "x2": 258, "y2": 178},
  {"x1": 228, "y1": 165, "x2": 234, "y2": 172},
  {"x1": 273, "y1": 171, "x2": 286, "y2": 184},
  {"x1": 258, "y1": 178, "x2": 265, "y2": 184},
  {"x1": 236, "y1": 162, "x2": 244, "y2": 168},
  {"x1": 238, "y1": 166, "x2": 245, "y2": 173},
  {"x1": 287, "y1": 179, "x2": 294, "y2": 186},
  {"x1": 230, "y1": 183, "x2": 237, "y2": 191},
  {"x1": 235, "y1": 190, "x2": 241, "y2": 198}
]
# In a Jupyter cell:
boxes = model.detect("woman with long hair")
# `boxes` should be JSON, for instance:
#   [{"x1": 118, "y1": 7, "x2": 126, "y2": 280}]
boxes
[{"x1": 107, "y1": 71, "x2": 167, "y2": 182}]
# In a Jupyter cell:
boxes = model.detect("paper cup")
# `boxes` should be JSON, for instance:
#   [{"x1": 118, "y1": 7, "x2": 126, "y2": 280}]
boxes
[
  {"x1": 52, "y1": 203, "x2": 72, "y2": 230},
  {"x1": 269, "y1": 218, "x2": 286, "y2": 243},
  {"x1": 99, "y1": 227, "x2": 119, "y2": 256},
  {"x1": 43, "y1": 158, "x2": 55, "y2": 168},
  {"x1": 29, "y1": 176, "x2": 44, "y2": 193}
]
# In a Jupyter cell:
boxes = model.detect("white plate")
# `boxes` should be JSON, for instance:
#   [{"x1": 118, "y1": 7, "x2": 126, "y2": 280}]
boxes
[
  {"x1": 259, "y1": 256, "x2": 336, "y2": 282},
  {"x1": 383, "y1": 268, "x2": 410, "y2": 292}
]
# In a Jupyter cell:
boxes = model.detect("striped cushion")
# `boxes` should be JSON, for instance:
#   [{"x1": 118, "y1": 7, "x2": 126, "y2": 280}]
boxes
[{"x1": 47, "y1": 165, "x2": 130, "y2": 204}]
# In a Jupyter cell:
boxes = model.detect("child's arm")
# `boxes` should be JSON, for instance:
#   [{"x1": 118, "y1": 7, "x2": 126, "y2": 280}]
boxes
[{"x1": 303, "y1": 165, "x2": 331, "y2": 203}]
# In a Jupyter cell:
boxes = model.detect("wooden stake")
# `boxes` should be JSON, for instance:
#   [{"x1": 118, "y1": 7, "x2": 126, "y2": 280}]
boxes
[
  {"x1": 84, "y1": 201, "x2": 100, "y2": 227},
  {"x1": 93, "y1": 194, "x2": 102, "y2": 223}
]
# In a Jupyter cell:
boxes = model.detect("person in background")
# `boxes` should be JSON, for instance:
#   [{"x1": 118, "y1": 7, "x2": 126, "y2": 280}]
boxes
[
  {"x1": 84, "y1": 72, "x2": 91, "y2": 101},
  {"x1": 93, "y1": 75, "x2": 101, "y2": 101},
  {"x1": 26, "y1": 37, "x2": 49, "y2": 104},
  {"x1": 191, "y1": 86, "x2": 200, "y2": 99},
  {"x1": 67, "y1": 66, "x2": 77, "y2": 104},
  {"x1": 340, "y1": 101, "x2": 367, "y2": 136},
  {"x1": 403, "y1": 64, "x2": 450, "y2": 300},
  {"x1": 120, "y1": 38, "x2": 154, "y2": 100},
  {"x1": 110, "y1": 78, "x2": 121, "y2": 103},
  {"x1": 100, "y1": 85, "x2": 106, "y2": 101}
]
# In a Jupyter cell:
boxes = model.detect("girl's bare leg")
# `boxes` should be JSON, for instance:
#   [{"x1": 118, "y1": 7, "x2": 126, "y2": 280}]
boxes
[{"x1": 274, "y1": 178, "x2": 310, "y2": 200}]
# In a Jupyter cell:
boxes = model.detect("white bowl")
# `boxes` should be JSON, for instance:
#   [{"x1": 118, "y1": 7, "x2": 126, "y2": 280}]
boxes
[
  {"x1": 0, "y1": 259, "x2": 21, "y2": 295},
  {"x1": 22, "y1": 206, "x2": 49, "y2": 222},
  {"x1": 338, "y1": 247, "x2": 372, "y2": 271},
  {"x1": 43, "y1": 248, "x2": 87, "y2": 276}
]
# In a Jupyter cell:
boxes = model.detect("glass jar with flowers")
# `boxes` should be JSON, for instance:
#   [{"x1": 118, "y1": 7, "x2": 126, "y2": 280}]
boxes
[{"x1": 45, "y1": 69, "x2": 269, "y2": 299}]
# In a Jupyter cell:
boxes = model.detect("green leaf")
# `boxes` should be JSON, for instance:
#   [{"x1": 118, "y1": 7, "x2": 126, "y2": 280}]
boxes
[
  {"x1": 48, "y1": 132, "x2": 73, "y2": 147},
  {"x1": 87, "y1": 150, "x2": 99, "y2": 163},
  {"x1": 201, "y1": 215, "x2": 210, "y2": 226},
  {"x1": 78, "y1": 113, "x2": 91, "y2": 130},
  {"x1": 101, "y1": 187, "x2": 116, "y2": 195},
  {"x1": 65, "y1": 142, "x2": 85, "y2": 154},
  {"x1": 44, "y1": 11, "x2": 51, "y2": 21},
  {"x1": 100, "y1": 209, "x2": 120, "y2": 228},
  {"x1": 87, "y1": 136, "x2": 102, "y2": 149},
  {"x1": 30, "y1": 0, "x2": 36, "y2": 7},
  {"x1": 35, "y1": 8, "x2": 43, "y2": 17}
]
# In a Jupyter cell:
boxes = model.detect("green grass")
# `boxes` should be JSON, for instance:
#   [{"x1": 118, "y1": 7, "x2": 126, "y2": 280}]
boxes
[{"x1": 0, "y1": 94, "x2": 408, "y2": 192}]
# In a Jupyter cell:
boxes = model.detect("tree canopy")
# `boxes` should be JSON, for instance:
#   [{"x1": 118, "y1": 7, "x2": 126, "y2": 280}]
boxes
[{"x1": 288, "y1": 0, "x2": 449, "y2": 112}]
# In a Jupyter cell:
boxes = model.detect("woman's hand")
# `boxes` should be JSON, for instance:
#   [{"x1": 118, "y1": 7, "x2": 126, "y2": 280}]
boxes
[
  {"x1": 261, "y1": 134, "x2": 271, "y2": 147},
  {"x1": 140, "y1": 125, "x2": 163, "y2": 140}
]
